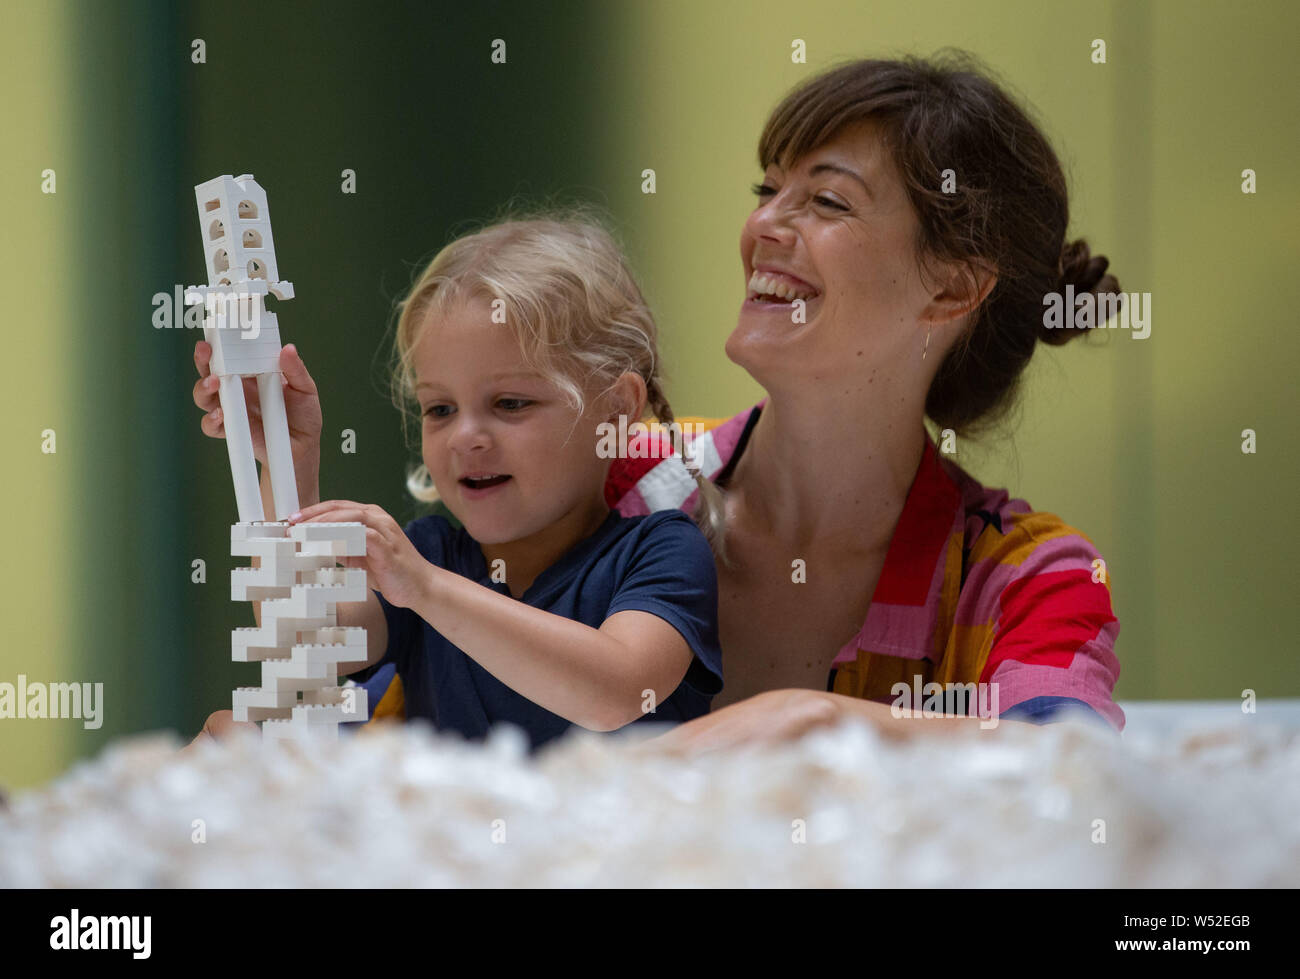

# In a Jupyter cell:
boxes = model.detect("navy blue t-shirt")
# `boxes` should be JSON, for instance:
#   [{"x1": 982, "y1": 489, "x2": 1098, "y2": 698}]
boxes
[{"x1": 347, "y1": 508, "x2": 723, "y2": 750}]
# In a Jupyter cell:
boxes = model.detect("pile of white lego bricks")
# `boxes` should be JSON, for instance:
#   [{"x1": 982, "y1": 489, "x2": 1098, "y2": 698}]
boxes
[
  {"x1": 2, "y1": 713, "x2": 1297, "y2": 887},
  {"x1": 230, "y1": 521, "x2": 369, "y2": 741}
]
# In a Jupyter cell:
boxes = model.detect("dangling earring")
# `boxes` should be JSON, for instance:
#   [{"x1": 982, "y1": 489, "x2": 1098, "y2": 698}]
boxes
[{"x1": 922, "y1": 325, "x2": 932, "y2": 361}]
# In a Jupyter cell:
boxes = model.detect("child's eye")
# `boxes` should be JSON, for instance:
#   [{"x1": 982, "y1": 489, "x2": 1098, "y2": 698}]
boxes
[
  {"x1": 423, "y1": 404, "x2": 452, "y2": 419},
  {"x1": 497, "y1": 398, "x2": 532, "y2": 411}
]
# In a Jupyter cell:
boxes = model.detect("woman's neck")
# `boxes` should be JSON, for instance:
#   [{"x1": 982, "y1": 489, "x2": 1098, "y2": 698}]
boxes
[{"x1": 728, "y1": 382, "x2": 928, "y2": 551}]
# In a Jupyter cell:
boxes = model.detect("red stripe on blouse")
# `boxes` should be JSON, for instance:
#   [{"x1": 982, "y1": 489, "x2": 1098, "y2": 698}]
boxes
[{"x1": 982, "y1": 568, "x2": 1117, "y2": 678}]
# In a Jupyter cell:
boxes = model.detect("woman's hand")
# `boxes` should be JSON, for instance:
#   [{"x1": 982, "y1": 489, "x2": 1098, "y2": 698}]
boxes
[
  {"x1": 645, "y1": 689, "x2": 843, "y2": 755},
  {"x1": 647, "y1": 688, "x2": 1000, "y2": 756},
  {"x1": 192, "y1": 340, "x2": 324, "y2": 501},
  {"x1": 289, "y1": 501, "x2": 433, "y2": 610}
]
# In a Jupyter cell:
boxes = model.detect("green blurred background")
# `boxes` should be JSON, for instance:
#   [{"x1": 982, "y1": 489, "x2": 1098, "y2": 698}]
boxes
[{"x1": 2, "y1": 0, "x2": 1296, "y2": 788}]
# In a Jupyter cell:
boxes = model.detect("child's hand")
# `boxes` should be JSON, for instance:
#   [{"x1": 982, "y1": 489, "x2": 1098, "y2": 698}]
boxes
[
  {"x1": 289, "y1": 501, "x2": 433, "y2": 610},
  {"x1": 183, "y1": 709, "x2": 259, "y2": 754},
  {"x1": 192, "y1": 340, "x2": 323, "y2": 479}
]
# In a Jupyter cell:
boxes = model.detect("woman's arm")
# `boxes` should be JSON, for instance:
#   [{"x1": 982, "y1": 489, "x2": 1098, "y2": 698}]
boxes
[{"x1": 646, "y1": 688, "x2": 1031, "y2": 755}]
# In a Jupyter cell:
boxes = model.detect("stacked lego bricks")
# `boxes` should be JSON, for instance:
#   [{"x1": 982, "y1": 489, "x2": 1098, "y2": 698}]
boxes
[{"x1": 230, "y1": 521, "x2": 369, "y2": 740}]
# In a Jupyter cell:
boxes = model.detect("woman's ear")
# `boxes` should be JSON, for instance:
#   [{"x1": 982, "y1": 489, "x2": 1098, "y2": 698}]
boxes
[{"x1": 921, "y1": 258, "x2": 999, "y2": 327}]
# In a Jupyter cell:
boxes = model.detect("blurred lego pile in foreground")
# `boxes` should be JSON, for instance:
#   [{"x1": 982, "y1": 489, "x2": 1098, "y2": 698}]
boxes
[{"x1": 1, "y1": 715, "x2": 1296, "y2": 887}]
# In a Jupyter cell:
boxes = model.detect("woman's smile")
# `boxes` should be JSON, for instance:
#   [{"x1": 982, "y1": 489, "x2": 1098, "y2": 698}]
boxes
[{"x1": 741, "y1": 267, "x2": 824, "y2": 323}]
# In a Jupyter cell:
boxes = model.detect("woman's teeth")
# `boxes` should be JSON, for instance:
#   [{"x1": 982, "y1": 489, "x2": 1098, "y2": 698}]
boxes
[{"x1": 747, "y1": 271, "x2": 819, "y2": 303}]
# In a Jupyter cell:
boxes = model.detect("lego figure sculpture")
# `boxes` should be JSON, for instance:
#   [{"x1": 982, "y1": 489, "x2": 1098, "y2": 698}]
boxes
[
  {"x1": 186, "y1": 174, "x2": 297, "y2": 523},
  {"x1": 187, "y1": 175, "x2": 367, "y2": 740}
]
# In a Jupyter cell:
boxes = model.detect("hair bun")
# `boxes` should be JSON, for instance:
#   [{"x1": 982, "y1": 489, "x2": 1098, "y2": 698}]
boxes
[
  {"x1": 1040, "y1": 238, "x2": 1124, "y2": 347},
  {"x1": 1059, "y1": 238, "x2": 1112, "y2": 294}
]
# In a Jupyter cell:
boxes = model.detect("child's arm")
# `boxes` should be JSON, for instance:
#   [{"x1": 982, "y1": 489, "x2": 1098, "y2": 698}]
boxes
[
  {"x1": 415, "y1": 575, "x2": 691, "y2": 731},
  {"x1": 334, "y1": 589, "x2": 390, "y2": 676},
  {"x1": 290, "y1": 501, "x2": 695, "y2": 731}
]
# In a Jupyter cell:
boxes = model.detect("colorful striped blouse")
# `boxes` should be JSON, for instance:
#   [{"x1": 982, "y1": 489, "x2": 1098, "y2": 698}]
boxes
[{"x1": 606, "y1": 399, "x2": 1125, "y2": 731}]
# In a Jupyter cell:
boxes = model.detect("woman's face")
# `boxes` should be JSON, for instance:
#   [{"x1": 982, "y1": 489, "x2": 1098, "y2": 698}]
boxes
[
  {"x1": 412, "y1": 295, "x2": 612, "y2": 545},
  {"x1": 728, "y1": 119, "x2": 936, "y2": 389}
]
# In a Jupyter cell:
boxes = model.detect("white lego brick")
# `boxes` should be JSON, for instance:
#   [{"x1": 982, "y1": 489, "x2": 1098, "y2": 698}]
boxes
[
  {"x1": 260, "y1": 717, "x2": 322, "y2": 742},
  {"x1": 232, "y1": 686, "x2": 299, "y2": 710},
  {"x1": 204, "y1": 323, "x2": 285, "y2": 378},
  {"x1": 347, "y1": 686, "x2": 368, "y2": 721},
  {"x1": 253, "y1": 690, "x2": 368, "y2": 739},
  {"x1": 230, "y1": 550, "x2": 339, "y2": 579},
  {"x1": 257, "y1": 579, "x2": 365, "y2": 620},
  {"x1": 289, "y1": 522, "x2": 367, "y2": 556},
  {"x1": 193, "y1": 278, "x2": 271, "y2": 298},
  {"x1": 234, "y1": 704, "x2": 293, "y2": 724},
  {"x1": 301, "y1": 628, "x2": 368, "y2": 665},
  {"x1": 194, "y1": 174, "x2": 290, "y2": 288},
  {"x1": 312, "y1": 626, "x2": 367, "y2": 647},
  {"x1": 259, "y1": 654, "x2": 335, "y2": 684},
  {"x1": 260, "y1": 672, "x2": 336, "y2": 695},
  {"x1": 300, "y1": 686, "x2": 345, "y2": 705},
  {"x1": 231, "y1": 607, "x2": 337, "y2": 653},
  {"x1": 278, "y1": 555, "x2": 342, "y2": 573},
  {"x1": 292, "y1": 695, "x2": 368, "y2": 726},
  {"x1": 258, "y1": 718, "x2": 300, "y2": 741},
  {"x1": 232, "y1": 542, "x2": 296, "y2": 563},
  {"x1": 292, "y1": 641, "x2": 363, "y2": 670},
  {"x1": 230, "y1": 638, "x2": 289, "y2": 663},
  {"x1": 231, "y1": 522, "x2": 289, "y2": 542},
  {"x1": 299, "y1": 568, "x2": 368, "y2": 602},
  {"x1": 231, "y1": 564, "x2": 298, "y2": 601},
  {"x1": 253, "y1": 612, "x2": 339, "y2": 643},
  {"x1": 231, "y1": 623, "x2": 367, "y2": 667}
]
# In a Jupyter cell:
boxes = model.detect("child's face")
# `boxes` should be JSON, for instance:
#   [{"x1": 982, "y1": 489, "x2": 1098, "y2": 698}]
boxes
[{"x1": 412, "y1": 294, "x2": 613, "y2": 545}]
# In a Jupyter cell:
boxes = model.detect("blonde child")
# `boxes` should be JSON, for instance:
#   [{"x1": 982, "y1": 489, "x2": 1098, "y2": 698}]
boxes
[{"x1": 193, "y1": 212, "x2": 725, "y2": 750}]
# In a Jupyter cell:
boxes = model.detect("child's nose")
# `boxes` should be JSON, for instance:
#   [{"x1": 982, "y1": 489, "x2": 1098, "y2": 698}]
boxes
[{"x1": 446, "y1": 415, "x2": 492, "y2": 453}]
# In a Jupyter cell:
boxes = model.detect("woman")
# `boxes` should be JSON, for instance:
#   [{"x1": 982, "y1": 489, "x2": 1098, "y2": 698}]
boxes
[
  {"x1": 606, "y1": 52, "x2": 1124, "y2": 751},
  {"x1": 194, "y1": 52, "x2": 1123, "y2": 751}
]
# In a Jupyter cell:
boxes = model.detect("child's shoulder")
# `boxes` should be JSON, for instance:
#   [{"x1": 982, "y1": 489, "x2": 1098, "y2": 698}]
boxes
[
  {"x1": 611, "y1": 509, "x2": 715, "y2": 565},
  {"x1": 616, "y1": 506, "x2": 703, "y2": 537}
]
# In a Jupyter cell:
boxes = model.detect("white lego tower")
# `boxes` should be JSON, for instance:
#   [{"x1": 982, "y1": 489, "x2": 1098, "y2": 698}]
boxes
[
  {"x1": 188, "y1": 174, "x2": 367, "y2": 740},
  {"x1": 229, "y1": 522, "x2": 370, "y2": 741}
]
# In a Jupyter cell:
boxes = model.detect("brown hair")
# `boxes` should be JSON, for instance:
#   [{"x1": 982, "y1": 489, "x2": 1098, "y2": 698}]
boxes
[{"x1": 758, "y1": 50, "x2": 1122, "y2": 435}]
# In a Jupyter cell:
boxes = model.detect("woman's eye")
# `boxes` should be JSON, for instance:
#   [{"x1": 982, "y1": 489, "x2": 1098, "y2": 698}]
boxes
[
  {"x1": 497, "y1": 398, "x2": 531, "y2": 411},
  {"x1": 750, "y1": 183, "x2": 847, "y2": 211}
]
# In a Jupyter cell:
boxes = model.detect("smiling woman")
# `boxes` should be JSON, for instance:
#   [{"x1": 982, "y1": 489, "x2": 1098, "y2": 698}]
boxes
[{"x1": 607, "y1": 51, "x2": 1128, "y2": 750}]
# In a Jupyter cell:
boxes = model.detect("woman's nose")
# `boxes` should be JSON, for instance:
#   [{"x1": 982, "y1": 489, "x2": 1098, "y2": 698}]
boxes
[{"x1": 747, "y1": 195, "x2": 796, "y2": 243}]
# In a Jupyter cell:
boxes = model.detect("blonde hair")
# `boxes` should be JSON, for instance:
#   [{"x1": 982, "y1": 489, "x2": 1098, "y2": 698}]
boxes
[{"x1": 388, "y1": 205, "x2": 729, "y2": 564}]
